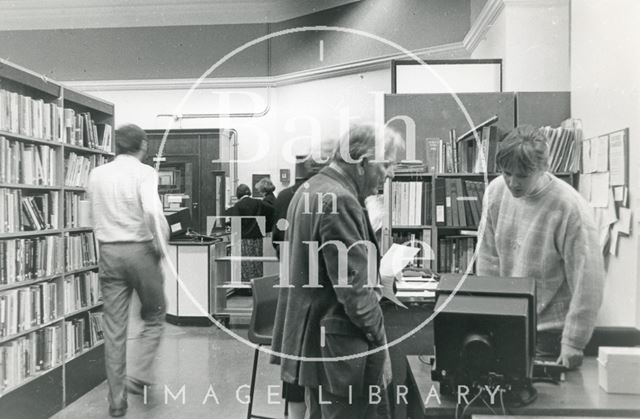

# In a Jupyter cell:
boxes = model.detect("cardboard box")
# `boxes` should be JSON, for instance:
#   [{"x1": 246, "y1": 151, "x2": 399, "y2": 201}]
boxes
[{"x1": 598, "y1": 346, "x2": 640, "y2": 394}]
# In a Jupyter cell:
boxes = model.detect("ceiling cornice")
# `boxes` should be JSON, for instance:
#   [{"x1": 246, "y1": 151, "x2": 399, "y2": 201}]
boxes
[
  {"x1": 0, "y1": 0, "x2": 360, "y2": 30},
  {"x1": 63, "y1": 41, "x2": 469, "y2": 91},
  {"x1": 463, "y1": 0, "x2": 505, "y2": 53}
]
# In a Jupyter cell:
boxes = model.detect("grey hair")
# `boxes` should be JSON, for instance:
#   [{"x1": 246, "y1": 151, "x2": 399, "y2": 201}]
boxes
[{"x1": 333, "y1": 124, "x2": 405, "y2": 164}]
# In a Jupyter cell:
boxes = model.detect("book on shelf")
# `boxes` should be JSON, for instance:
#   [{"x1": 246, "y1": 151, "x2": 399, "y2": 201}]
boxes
[
  {"x1": 64, "y1": 231, "x2": 97, "y2": 271},
  {"x1": 0, "y1": 236, "x2": 63, "y2": 284},
  {"x1": 89, "y1": 311, "x2": 104, "y2": 345},
  {"x1": 394, "y1": 160, "x2": 426, "y2": 174},
  {"x1": 64, "y1": 192, "x2": 91, "y2": 228},
  {"x1": 423, "y1": 124, "x2": 499, "y2": 175},
  {"x1": 0, "y1": 137, "x2": 59, "y2": 186},
  {"x1": 60, "y1": 108, "x2": 112, "y2": 153},
  {"x1": 62, "y1": 271, "x2": 101, "y2": 315},
  {"x1": 391, "y1": 181, "x2": 430, "y2": 226},
  {"x1": 64, "y1": 152, "x2": 107, "y2": 188},
  {"x1": 65, "y1": 317, "x2": 86, "y2": 359},
  {"x1": 0, "y1": 89, "x2": 65, "y2": 143},
  {"x1": 0, "y1": 281, "x2": 58, "y2": 337},
  {"x1": 438, "y1": 235, "x2": 476, "y2": 274},
  {"x1": 391, "y1": 229, "x2": 432, "y2": 268},
  {"x1": 433, "y1": 179, "x2": 486, "y2": 227},
  {"x1": 0, "y1": 325, "x2": 63, "y2": 393},
  {"x1": 541, "y1": 125, "x2": 580, "y2": 173},
  {"x1": 0, "y1": 189, "x2": 60, "y2": 233}
]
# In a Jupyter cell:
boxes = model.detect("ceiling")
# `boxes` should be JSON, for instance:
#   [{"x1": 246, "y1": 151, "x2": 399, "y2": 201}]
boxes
[{"x1": 0, "y1": 0, "x2": 361, "y2": 30}]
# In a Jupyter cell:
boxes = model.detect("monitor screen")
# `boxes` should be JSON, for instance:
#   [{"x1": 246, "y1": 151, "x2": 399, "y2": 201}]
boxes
[{"x1": 431, "y1": 274, "x2": 536, "y2": 399}]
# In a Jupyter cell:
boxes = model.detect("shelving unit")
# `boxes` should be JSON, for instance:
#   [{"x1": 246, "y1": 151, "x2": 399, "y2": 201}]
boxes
[
  {"x1": 0, "y1": 58, "x2": 113, "y2": 417},
  {"x1": 383, "y1": 91, "x2": 578, "y2": 275}
]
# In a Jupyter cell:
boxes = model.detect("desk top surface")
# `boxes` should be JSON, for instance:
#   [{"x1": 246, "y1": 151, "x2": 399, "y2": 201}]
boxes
[{"x1": 407, "y1": 356, "x2": 640, "y2": 417}]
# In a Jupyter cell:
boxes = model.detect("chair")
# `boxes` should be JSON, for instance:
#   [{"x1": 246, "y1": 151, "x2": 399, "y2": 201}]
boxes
[{"x1": 247, "y1": 275, "x2": 288, "y2": 419}]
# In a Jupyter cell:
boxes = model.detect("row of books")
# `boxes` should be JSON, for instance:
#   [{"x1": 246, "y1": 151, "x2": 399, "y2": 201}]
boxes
[
  {"x1": 63, "y1": 272, "x2": 101, "y2": 315},
  {"x1": 0, "y1": 89, "x2": 112, "y2": 152},
  {"x1": 64, "y1": 312, "x2": 104, "y2": 360},
  {"x1": 0, "y1": 137, "x2": 59, "y2": 186},
  {"x1": 0, "y1": 326, "x2": 63, "y2": 394},
  {"x1": 425, "y1": 126, "x2": 499, "y2": 174},
  {"x1": 391, "y1": 182, "x2": 431, "y2": 226},
  {"x1": 542, "y1": 125, "x2": 580, "y2": 172},
  {"x1": 0, "y1": 90, "x2": 65, "y2": 142},
  {"x1": 438, "y1": 236, "x2": 477, "y2": 274},
  {"x1": 64, "y1": 232, "x2": 97, "y2": 271},
  {"x1": 435, "y1": 179, "x2": 486, "y2": 227},
  {"x1": 64, "y1": 192, "x2": 90, "y2": 228},
  {"x1": 65, "y1": 152, "x2": 108, "y2": 188},
  {"x1": 64, "y1": 110, "x2": 112, "y2": 152},
  {"x1": 0, "y1": 282, "x2": 58, "y2": 337},
  {"x1": 0, "y1": 189, "x2": 59, "y2": 233},
  {"x1": 391, "y1": 230, "x2": 432, "y2": 269},
  {"x1": 0, "y1": 236, "x2": 64, "y2": 285}
]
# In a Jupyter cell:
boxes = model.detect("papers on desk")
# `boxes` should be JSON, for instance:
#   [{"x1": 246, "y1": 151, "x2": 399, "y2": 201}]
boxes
[
  {"x1": 380, "y1": 244, "x2": 421, "y2": 278},
  {"x1": 395, "y1": 277, "x2": 438, "y2": 300}
]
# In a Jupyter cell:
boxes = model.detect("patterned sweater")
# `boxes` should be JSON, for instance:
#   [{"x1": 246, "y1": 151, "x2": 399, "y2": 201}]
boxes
[{"x1": 477, "y1": 174, "x2": 604, "y2": 350}]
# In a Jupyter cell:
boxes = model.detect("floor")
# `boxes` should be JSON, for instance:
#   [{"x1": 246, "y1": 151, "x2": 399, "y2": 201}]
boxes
[{"x1": 52, "y1": 296, "x2": 288, "y2": 419}]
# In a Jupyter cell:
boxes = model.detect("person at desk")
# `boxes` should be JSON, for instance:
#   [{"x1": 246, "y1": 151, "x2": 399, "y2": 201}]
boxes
[
  {"x1": 477, "y1": 124, "x2": 604, "y2": 370},
  {"x1": 226, "y1": 184, "x2": 268, "y2": 284},
  {"x1": 271, "y1": 124, "x2": 404, "y2": 419}
]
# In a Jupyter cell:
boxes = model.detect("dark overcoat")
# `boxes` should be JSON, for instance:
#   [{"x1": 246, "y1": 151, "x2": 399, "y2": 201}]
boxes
[{"x1": 270, "y1": 165, "x2": 389, "y2": 397}]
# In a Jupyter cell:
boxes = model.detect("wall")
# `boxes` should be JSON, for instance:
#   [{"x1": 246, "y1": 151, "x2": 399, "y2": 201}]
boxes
[
  {"x1": 571, "y1": 0, "x2": 640, "y2": 329},
  {"x1": 0, "y1": 24, "x2": 270, "y2": 80},
  {"x1": 0, "y1": 0, "x2": 472, "y2": 81},
  {"x1": 270, "y1": 0, "x2": 471, "y2": 75},
  {"x1": 470, "y1": 0, "x2": 569, "y2": 92},
  {"x1": 90, "y1": 68, "x2": 390, "y2": 195}
]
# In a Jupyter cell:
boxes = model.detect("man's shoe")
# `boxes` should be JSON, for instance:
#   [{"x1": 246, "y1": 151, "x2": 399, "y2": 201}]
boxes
[{"x1": 109, "y1": 406, "x2": 126, "y2": 417}]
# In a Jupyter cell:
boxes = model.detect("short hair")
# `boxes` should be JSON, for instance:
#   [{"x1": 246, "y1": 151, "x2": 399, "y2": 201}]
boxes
[
  {"x1": 333, "y1": 124, "x2": 405, "y2": 164},
  {"x1": 496, "y1": 125, "x2": 549, "y2": 174},
  {"x1": 255, "y1": 177, "x2": 275, "y2": 194},
  {"x1": 236, "y1": 184, "x2": 251, "y2": 199},
  {"x1": 115, "y1": 124, "x2": 147, "y2": 155}
]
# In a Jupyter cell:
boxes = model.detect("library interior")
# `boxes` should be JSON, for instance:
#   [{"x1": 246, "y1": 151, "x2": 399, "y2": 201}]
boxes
[{"x1": 0, "y1": 1, "x2": 639, "y2": 418}]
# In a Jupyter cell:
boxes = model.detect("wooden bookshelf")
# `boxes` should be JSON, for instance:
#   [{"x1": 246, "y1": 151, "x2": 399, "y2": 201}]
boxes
[{"x1": 0, "y1": 58, "x2": 113, "y2": 415}]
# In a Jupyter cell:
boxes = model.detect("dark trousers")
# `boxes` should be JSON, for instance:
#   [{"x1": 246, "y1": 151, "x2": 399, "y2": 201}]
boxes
[
  {"x1": 536, "y1": 330, "x2": 562, "y2": 358},
  {"x1": 99, "y1": 241, "x2": 166, "y2": 410},
  {"x1": 305, "y1": 385, "x2": 391, "y2": 419}
]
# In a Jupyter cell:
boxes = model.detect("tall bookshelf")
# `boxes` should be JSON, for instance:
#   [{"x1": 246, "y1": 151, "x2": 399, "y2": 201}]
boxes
[
  {"x1": 383, "y1": 91, "x2": 578, "y2": 275},
  {"x1": 0, "y1": 58, "x2": 114, "y2": 417}
]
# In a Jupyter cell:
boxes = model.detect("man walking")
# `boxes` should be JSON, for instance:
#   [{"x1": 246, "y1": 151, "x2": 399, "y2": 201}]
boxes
[{"x1": 88, "y1": 124, "x2": 168, "y2": 417}]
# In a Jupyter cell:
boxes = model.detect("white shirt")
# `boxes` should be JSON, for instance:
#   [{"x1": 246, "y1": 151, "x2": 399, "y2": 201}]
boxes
[{"x1": 88, "y1": 154, "x2": 166, "y2": 243}]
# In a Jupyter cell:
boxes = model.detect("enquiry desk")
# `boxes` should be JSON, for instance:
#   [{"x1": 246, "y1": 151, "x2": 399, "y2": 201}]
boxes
[
  {"x1": 163, "y1": 237, "x2": 229, "y2": 325},
  {"x1": 406, "y1": 357, "x2": 640, "y2": 418}
]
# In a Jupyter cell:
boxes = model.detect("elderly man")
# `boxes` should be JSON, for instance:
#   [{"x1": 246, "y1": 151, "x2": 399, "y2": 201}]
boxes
[{"x1": 271, "y1": 125, "x2": 404, "y2": 419}]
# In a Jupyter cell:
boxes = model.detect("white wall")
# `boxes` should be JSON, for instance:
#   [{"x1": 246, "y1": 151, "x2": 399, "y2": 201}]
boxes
[
  {"x1": 90, "y1": 68, "x2": 391, "y2": 197},
  {"x1": 471, "y1": 0, "x2": 569, "y2": 92},
  {"x1": 571, "y1": 0, "x2": 640, "y2": 329}
]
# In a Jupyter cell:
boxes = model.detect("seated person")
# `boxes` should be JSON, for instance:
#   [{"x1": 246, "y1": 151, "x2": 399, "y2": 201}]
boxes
[{"x1": 477, "y1": 125, "x2": 604, "y2": 369}]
